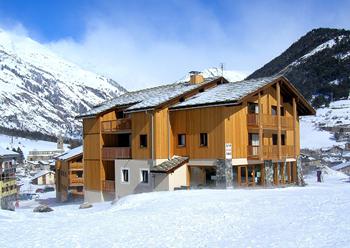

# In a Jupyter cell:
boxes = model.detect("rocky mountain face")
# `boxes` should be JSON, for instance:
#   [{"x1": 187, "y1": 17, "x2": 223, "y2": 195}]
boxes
[
  {"x1": 0, "y1": 29, "x2": 126, "y2": 140},
  {"x1": 248, "y1": 28, "x2": 350, "y2": 108}
]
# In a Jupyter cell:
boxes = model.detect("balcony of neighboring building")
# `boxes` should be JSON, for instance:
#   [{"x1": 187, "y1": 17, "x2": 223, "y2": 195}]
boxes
[
  {"x1": 102, "y1": 133, "x2": 132, "y2": 160},
  {"x1": 101, "y1": 118, "x2": 131, "y2": 133},
  {"x1": 69, "y1": 173, "x2": 84, "y2": 186},
  {"x1": 69, "y1": 162, "x2": 84, "y2": 171}
]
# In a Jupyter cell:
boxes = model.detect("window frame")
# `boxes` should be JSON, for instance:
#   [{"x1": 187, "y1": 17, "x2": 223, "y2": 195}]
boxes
[
  {"x1": 139, "y1": 134, "x2": 148, "y2": 148},
  {"x1": 121, "y1": 168, "x2": 130, "y2": 184},
  {"x1": 140, "y1": 168, "x2": 150, "y2": 184},
  {"x1": 200, "y1": 133, "x2": 208, "y2": 147}
]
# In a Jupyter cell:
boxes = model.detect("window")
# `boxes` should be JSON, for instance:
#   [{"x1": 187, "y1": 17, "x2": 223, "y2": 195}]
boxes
[
  {"x1": 272, "y1": 134, "x2": 278, "y2": 145},
  {"x1": 140, "y1": 134, "x2": 147, "y2": 148},
  {"x1": 248, "y1": 133, "x2": 260, "y2": 146},
  {"x1": 140, "y1": 169, "x2": 149, "y2": 184},
  {"x1": 200, "y1": 133, "x2": 208, "y2": 147},
  {"x1": 271, "y1": 106, "x2": 277, "y2": 115},
  {"x1": 178, "y1": 134, "x2": 186, "y2": 147},
  {"x1": 281, "y1": 134, "x2": 286, "y2": 146},
  {"x1": 280, "y1": 107, "x2": 285, "y2": 116},
  {"x1": 116, "y1": 111, "x2": 124, "y2": 119},
  {"x1": 121, "y1": 168, "x2": 129, "y2": 183},
  {"x1": 248, "y1": 102, "x2": 259, "y2": 114}
]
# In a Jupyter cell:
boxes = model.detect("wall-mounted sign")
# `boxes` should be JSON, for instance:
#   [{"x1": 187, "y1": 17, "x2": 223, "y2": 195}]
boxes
[{"x1": 225, "y1": 143, "x2": 232, "y2": 160}]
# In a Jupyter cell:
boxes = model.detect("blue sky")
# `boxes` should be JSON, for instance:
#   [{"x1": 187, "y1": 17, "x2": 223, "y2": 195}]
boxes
[{"x1": 0, "y1": 0, "x2": 350, "y2": 89}]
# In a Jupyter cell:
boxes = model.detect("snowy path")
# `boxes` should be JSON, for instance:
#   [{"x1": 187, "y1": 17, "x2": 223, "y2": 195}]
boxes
[{"x1": 1, "y1": 173, "x2": 350, "y2": 248}]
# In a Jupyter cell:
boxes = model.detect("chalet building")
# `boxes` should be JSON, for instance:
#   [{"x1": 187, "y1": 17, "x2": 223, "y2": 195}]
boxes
[
  {"x1": 0, "y1": 147, "x2": 19, "y2": 210},
  {"x1": 55, "y1": 146, "x2": 84, "y2": 202},
  {"x1": 31, "y1": 170, "x2": 55, "y2": 185},
  {"x1": 77, "y1": 73, "x2": 315, "y2": 203}
]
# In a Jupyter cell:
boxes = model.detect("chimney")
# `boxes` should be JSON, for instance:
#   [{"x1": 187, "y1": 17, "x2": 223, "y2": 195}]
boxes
[{"x1": 189, "y1": 71, "x2": 204, "y2": 84}]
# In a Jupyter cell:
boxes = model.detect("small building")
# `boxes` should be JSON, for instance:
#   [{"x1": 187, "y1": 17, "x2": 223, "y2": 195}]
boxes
[
  {"x1": 332, "y1": 162, "x2": 350, "y2": 175},
  {"x1": 55, "y1": 146, "x2": 83, "y2": 202},
  {"x1": 0, "y1": 147, "x2": 19, "y2": 210},
  {"x1": 31, "y1": 170, "x2": 55, "y2": 185}
]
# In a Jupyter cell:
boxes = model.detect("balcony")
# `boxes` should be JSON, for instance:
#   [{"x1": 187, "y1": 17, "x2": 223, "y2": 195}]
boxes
[
  {"x1": 247, "y1": 114, "x2": 293, "y2": 129},
  {"x1": 70, "y1": 162, "x2": 83, "y2": 170},
  {"x1": 282, "y1": 145, "x2": 295, "y2": 158},
  {"x1": 247, "y1": 145, "x2": 260, "y2": 158},
  {"x1": 70, "y1": 176, "x2": 84, "y2": 185},
  {"x1": 102, "y1": 180, "x2": 115, "y2": 192},
  {"x1": 101, "y1": 118, "x2": 131, "y2": 133},
  {"x1": 102, "y1": 147, "x2": 131, "y2": 160},
  {"x1": 262, "y1": 145, "x2": 279, "y2": 160},
  {"x1": 247, "y1": 145, "x2": 295, "y2": 160}
]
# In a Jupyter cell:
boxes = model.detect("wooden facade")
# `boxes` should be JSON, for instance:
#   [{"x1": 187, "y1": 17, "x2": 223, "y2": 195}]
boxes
[{"x1": 81, "y1": 76, "x2": 315, "y2": 198}]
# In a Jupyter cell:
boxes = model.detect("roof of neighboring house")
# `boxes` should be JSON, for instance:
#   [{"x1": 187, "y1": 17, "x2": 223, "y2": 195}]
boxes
[
  {"x1": 77, "y1": 77, "x2": 220, "y2": 118},
  {"x1": 56, "y1": 146, "x2": 83, "y2": 161},
  {"x1": 31, "y1": 170, "x2": 55, "y2": 180},
  {"x1": 150, "y1": 156, "x2": 189, "y2": 173},
  {"x1": 171, "y1": 76, "x2": 278, "y2": 109},
  {"x1": 0, "y1": 147, "x2": 19, "y2": 158},
  {"x1": 332, "y1": 162, "x2": 350, "y2": 171}
]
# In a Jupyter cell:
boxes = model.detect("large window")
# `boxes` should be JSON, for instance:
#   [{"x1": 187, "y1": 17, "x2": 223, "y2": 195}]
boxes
[
  {"x1": 178, "y1": 134, "x2": 186, "y2": 147},
  {"x1": 140, "y1": 169, "x2": 149, "y2": 184},
  {"x1": 272, "y1": 134, "x2": 278, "y2": 145},
  {"x1": 140, "y1": 134, "x2": 147, "y2": 148},
  {"x1": 248, "y1": 102, "x2": 259, "y2": 114},
  {"x1": 200, "y1": 133, "x2": 208, "y2": 147},
  {"x1": 121, "y1": 168, "x2": 130, "y2": 183}
]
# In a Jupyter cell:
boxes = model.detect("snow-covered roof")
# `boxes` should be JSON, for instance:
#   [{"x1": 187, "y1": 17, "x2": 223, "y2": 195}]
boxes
[
  {"x1": 151, "y1": 156, "x2": 189, "y2": 173},
  {"x1": 0, "y1": 146, "x2": 19, "y2": 157},
  {"x1": 56, "y1": 146, "x2": 83, "y2": 161},
  {"x1": 171, "y1": 76, "x2": 279, "y2": 109},
  {"x1": 332, "y1": 162, "x2": 350, "y2": 171},
  {"x1": 31, "y1": 170, "x2": 55, "y2": 180},
  {"x1": 77, "y1": 77, "x2": 220, "y2": 117}
]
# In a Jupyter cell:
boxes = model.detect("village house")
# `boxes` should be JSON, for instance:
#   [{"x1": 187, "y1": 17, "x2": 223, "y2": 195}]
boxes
[
  {"x1": 332, "y1": 161, "x2": 350, "y2": 175},
  {"x1": 77, "y1": 73, "x2": 315, "y2": 203},
  {"x1": 55, "y1": 146, "x2": 83, "y2": 202},
  {"x1": 31, "y1": 170, "x2": 55, "y2": 185},
  {"x1": 27, "y1": 137, "x2": 65, "y2": 162},
  {"x1": 0, "y1": 147, "x2": 19, "y2": 210}
]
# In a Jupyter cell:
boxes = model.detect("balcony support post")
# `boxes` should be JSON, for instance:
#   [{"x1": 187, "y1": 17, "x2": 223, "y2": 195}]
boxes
[
  {"x1": 258, "y1": 91, "x2": 263, "y2": 160},
  {"x1": 277, "y1": 82, "x2": 282, "y2": 160},
  {"x1": 293, "y1": 97, "x2": 297, "y2": 157}
]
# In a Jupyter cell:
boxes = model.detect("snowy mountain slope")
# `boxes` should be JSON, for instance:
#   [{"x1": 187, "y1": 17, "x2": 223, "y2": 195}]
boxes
[{"x1": 0, "y1": 29, "x2": 126, "y2": 138}]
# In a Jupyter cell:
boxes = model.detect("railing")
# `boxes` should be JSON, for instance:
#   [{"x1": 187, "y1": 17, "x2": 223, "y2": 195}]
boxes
[
  {"x1": 247, "y1": 114, "x2": 293, "y2": 129},
  {"x1": 282, "y1": 145, "x2": 295, "y2": 158},
  {"x1": 70, "y1": 162, "x2": 83, "y2": 170},
  {"x1": 101, "y1": 118, "x2": 131, "y2": 132},
  {"x1": 247, "y1": 145, "x2": 260, "y2": 158},
  {"x1": 102, "y1": 180, "x2": 115, "y2": 192},
  {"x1": 102, "y1": 147, "x2": 131, "y2": 160},
  {"x1": 247, "y1": 113, "x2": 259, "y2": 126},
  {"x1": 70, "y1": 177, "x2": 84, "y2": 185},
  {"x1": 262, "y1": 145, "x2": 279, "y2": 160}
]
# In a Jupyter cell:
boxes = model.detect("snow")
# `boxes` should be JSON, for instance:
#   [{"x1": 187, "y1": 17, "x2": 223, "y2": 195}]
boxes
[
  {"x1": 1, "y1": 171, "x2": 349, "y2": 247},
  {"x1": 0, "y1": 134, "x2": 68, "y2": 157},
  {"x1": 31, "y1": 170, "x2": 54, "y2": 180},
  {"x1": 331, "y1": 161, "x2": 350, "y2": 171},
  {"x1": 56, "y1": 146, "x2": 82, "y2": 160},
  {"x1": 0, "y1": 146, "x2": 18, "y2": 156}
]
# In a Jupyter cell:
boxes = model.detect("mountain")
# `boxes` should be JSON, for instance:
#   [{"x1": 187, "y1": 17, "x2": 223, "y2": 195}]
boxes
[
  {"x1": 0, "y1": 29, "x2": 126, "y2": 140},
  {"x1": 247, "y1": 28, "x2": 350, "y2": 108}
]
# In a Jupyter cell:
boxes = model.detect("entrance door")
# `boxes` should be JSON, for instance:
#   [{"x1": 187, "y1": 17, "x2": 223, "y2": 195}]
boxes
[{"x1": 238, "y1": 166, "x2": 248, "y2": 186}]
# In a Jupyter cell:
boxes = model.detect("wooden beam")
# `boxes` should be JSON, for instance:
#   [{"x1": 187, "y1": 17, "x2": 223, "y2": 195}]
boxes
[
  {"x1": 293, "y1": 97, "x2": 297, "y2": 158},
  {"x1": 258, "y1": 92, "x2": 263, "y2": 160},
  {"x1": 277, "y1": 82, "x2": 282, "y2": 160}
]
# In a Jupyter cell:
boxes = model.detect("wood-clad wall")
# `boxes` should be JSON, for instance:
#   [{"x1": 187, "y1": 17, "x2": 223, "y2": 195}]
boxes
[
  {"x1": 131, "y1": 111, "x2": 151, "y2": 159},
  {"x1": 83, "y1": 117, "x2": 102, "y2": 191},
  {"x1": 154, "y1": 108, "x2": 170, "y2": 159}
]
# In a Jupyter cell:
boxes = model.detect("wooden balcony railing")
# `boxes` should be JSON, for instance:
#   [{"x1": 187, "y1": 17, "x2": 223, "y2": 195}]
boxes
[
  {"x1": 101, "y1": 118, "x2": 131, "y2": 132},
  {"x1": 102, "y1": 147, "x2": 131, "y2": 160},
  {"x1": 102, "y1": 180, "x2": 115, "y2": 192},
  {"x1": 70, "y1": 162, "x2": 83, "y2": 170},
  {"x1": 263, "y1": 145, "x2": 279, "y2": 160},
  {"x1": 282, "y1": 145, "x2": 295, "y2": 158},
  {"x1": 70, "y1": 177, "x2": 84, "y2": 185},
  {"x1": 247, "y1": 114, "x2": 293, "y2": 129},
  {"x1": 247, "y1": 145, "x2": 260, "y2": 158}
]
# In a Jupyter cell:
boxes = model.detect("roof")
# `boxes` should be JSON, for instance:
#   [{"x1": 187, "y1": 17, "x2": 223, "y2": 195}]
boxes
[
  {"x1": 171, "y1": 76, "x2": 278, "y2": 109},
  {"x1": 150, "y1": 156, "x2": 189, "y2": 173},
  {"x1": 77, "y1": 77, "x2": 220, "y2": 118},
  {"x1": 56, "y1": 146, "x2": 83, "y2": 161},
  {"x1": 332, "y1": 162, "x2": 350, "y2": 171},
  {"x1": 31, "y1": 170, "x2": 55, "y2": 180},
  {"x1": 0, "y1": 147, "x2": 19, "y2": 157}
]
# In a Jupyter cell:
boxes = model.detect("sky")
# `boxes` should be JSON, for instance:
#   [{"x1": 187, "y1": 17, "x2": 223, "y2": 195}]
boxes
[{"x1": 0, "y1": 0, "x2": 350, "y2": 90}]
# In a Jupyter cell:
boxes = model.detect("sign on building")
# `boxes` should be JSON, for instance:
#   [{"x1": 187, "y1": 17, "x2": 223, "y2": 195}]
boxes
[{"x1": 225, "y1": 143, "x2": 232, "y2": 160}]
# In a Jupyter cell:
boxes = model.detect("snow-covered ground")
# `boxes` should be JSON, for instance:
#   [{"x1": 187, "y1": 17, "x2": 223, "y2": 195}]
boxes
[
  {"x1": 0, "y1": 134, "x2": 69, "y2": 157},
  {"x1": 1, "y1": 170, "x2": 349, "y2": 248}
]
